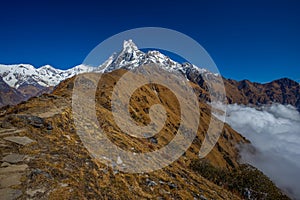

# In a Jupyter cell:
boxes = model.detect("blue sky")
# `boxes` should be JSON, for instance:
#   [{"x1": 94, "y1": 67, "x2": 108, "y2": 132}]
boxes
[{"x1": 0, "y1": 0, "x2": 299, "y2": 83}]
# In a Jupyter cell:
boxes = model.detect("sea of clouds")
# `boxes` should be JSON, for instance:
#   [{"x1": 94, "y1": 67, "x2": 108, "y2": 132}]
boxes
[{"x1": 219, "y1": 103, "x2": 300, "y2": 199}]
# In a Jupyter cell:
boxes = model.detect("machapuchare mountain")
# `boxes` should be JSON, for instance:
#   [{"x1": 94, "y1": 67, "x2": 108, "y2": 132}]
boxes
[{"x1": 0, "y1": 40, "x2": 299, "y2": 109}]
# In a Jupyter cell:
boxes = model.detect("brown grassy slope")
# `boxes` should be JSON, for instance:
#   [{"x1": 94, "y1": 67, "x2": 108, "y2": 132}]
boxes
[
  {"x1": 54, "y1": 69, "x2": 248, "y2": 169},
  {"x1": 0, "y1": 69, "x2": 250, "y2": 199}
]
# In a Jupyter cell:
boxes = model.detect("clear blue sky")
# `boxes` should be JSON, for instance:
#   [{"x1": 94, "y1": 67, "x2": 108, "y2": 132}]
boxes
[{"x1": 0, "y1": 0, "x2": 299, "y2": 83}]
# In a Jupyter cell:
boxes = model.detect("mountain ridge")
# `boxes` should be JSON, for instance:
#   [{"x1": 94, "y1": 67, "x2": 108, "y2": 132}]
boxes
[
  {"x1": 224, "y1": 77, "x2": 300, "y2": 110},
  {"x1": 0, "y1": 40, "x2": 299, "y2": 110}
]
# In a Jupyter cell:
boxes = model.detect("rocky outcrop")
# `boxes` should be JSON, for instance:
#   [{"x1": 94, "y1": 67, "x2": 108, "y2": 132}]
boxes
[
  {"x1": 0, "y1": 77, "x2": 24, "y2": 108},
  {"x1": 224, "y1": 78, "x2": 300, "y2": 110}
]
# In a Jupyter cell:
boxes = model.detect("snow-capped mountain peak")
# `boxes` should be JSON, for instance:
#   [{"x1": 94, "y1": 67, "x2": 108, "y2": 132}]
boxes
[
  {"x1": 99, "y1": 40, "x2": 186, "y2": 73},
  {"x1": 122, "y1": 39, "x2": 139, "y2": 52},
  {"x1": 0, "y1": 39, "x2": 217, "y2": 89}
]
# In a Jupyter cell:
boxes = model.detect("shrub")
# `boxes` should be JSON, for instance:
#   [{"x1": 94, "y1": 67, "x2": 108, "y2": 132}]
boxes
[{"x1": 190, "y1": 159, "x2": 290, "y2": 200}]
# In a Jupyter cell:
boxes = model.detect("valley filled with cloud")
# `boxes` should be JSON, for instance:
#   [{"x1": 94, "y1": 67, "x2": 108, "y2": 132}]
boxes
[{"x1": 223, "y1": 103, "x2": 300, "y2": 198}]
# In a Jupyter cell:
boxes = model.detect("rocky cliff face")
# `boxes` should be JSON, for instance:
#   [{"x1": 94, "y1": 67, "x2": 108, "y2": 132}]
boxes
[{"x1": 0, "y1": 77, "x2": 25, "y2": 108}]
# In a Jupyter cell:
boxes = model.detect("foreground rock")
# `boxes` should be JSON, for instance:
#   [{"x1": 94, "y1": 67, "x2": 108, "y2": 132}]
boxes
[
  {"x1": 0, "y1": 188, "x2": 22, "y2": 200},
  {"x1": 0, "y1": 164, "x2": 28, "y2": 200},
  {"x1": 3, "y1": 136, "x2": 35, "y2": 146},
  {"x1": 0, "y1": 164, "x2": 28, "y2": 174},
  {"x1": 2, "y1": 153, "x2": 25, "y2": 164},
  {"x1": 0, "y1": 173, "x2": 23, "y2": 188}
]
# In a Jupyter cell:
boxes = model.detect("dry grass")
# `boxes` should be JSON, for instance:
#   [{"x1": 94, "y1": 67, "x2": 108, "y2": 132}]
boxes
[{"x1": 0, "y1": 69, "x2": 255, "y2": 199}]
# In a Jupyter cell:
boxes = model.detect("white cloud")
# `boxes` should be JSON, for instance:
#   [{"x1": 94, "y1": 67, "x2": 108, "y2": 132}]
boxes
[{"x1": 222, "y1": 103, "x2": 300, "y2": 199}]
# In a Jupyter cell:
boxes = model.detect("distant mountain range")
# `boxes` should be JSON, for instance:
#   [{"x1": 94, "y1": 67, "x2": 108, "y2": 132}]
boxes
[{"x1": 0, "y1": 40, "x2": 299, "y2": 109}]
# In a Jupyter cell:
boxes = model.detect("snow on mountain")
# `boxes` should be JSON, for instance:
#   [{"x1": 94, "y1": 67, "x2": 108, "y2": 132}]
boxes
[
  {"x1": 97, "y1": 39, "x2": 212, "y2": 76},
  {"x1": 0, "y1": 40, "x2": 217, "y2": 89},
  {"x1": 95, "y1": 40, "x2": 219, "y2": 80},
  {"x1": 0, "y1": 64, "x2": 94, "y2": 88}
]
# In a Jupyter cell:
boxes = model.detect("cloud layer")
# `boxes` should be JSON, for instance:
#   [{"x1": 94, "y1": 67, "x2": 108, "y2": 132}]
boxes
[{"x1": 224, "y1": 104, "x2": 300, "y2": 199}]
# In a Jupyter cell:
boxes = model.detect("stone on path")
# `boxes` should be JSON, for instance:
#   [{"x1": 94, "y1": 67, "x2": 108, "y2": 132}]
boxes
[
  {"x1": 0, "y1": 129, "x2": 24, "y2": 137},
  {"x1": 0, "y1": 173, "x2": 22, "y2": 188},
  {"x1": 3, "y1": 136, "x2": 35, "y2": 146},
  {"x1": 1, "y1": 154, "x2": 25, "y2": 164},
  {"x1": 0, "y1": 188, "x2": 22, "y2": 200},
  {"x1": 26, "y1": 188, "x2": 46, "y2": 197},
  {"x1": 0, "y1": 164, "x2": 28, "y2": 174},
  {"x1": 0, "y1": 162, "x2": 10, "y2": 167}
]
